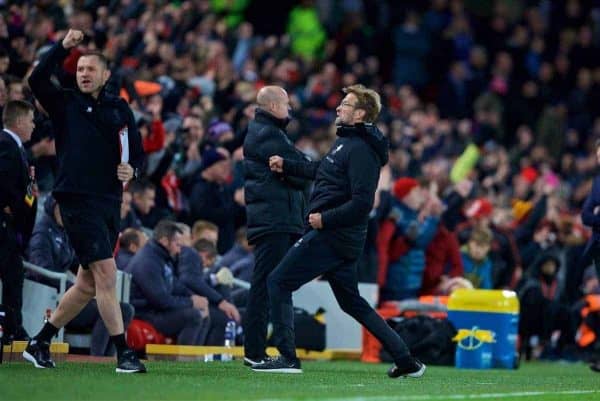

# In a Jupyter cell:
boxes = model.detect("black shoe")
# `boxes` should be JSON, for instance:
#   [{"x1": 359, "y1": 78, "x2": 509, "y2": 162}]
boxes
[
  {"x1": 116, "y1": 349, "x2": 147, "y2": 373},
  {"x1": 590, "y1": 360, "x2": 600, "y2": 373},
  {"x1": 23, "y1": 340, "x2": 55, "y2": 369},
  {"x1": 244, "y1": 356, "x2": 273, "y2": 367},
  {"x1": 388, "y1": 357, "x2": 426, "y2": 378},
  {"x1": 251, "y1": 356, "x2": 302, "y2": 373}
]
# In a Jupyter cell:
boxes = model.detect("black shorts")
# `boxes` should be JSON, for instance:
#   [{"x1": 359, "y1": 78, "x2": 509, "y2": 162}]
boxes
[{"x1": 56, "y1": 194, "x2": 120, "y2": 269}]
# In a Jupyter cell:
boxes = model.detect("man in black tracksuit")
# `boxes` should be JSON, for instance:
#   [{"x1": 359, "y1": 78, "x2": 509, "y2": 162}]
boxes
[
  {"x1": 242, "y1": 85, "x2": 310, "y2": 366},
  {"x1": 253, "y1": 85, "x2": 425, "y2": 378},
  {"x1": 25, "y1": 30, "x2": 146, "y2": 372}
]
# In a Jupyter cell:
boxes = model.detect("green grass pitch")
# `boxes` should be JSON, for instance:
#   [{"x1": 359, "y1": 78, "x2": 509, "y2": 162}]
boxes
[{"x1": 1, "y1": 360, "x2": 599, "y2": 401}]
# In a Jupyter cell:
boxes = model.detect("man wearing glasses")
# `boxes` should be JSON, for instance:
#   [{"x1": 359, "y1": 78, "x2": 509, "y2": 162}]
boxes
[{"x1": 255, "y1": 85, "x2": 426, "y2": 378}]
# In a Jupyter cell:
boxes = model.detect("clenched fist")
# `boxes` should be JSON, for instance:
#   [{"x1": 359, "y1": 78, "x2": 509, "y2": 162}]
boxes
[
  {"x1": 269, "y1": 155, "x2": 284, "y2": 173},
  {"x1": 309, "y1": 213, "x2": 323, "y2": 229},
  {"x1": 216, "y1": 267, "x2": 234, "y2": 287},
  {"x1": 62, "y1": 29, "x2": 84, "y2": 49},
  {"x1": 117, "y1": 163, "x2": 134, "y2": 182}
]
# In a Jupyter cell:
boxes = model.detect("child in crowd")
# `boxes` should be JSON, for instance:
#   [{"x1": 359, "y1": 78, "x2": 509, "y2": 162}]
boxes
[{"x1": 461, "y1": 227, "x2": 493, "y2": 289}]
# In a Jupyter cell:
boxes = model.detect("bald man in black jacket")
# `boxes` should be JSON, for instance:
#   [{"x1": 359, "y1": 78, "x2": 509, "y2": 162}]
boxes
[{"x1": 242, "y1": 85, "x2": 310, "y2": 366}]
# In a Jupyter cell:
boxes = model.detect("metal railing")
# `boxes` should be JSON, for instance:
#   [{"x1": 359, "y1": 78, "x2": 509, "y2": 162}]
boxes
[
  {"x1": 16, "y1": 261, "x2": 248, "y2": 346},
  {"x1": 22, "y1": 261, "x2": 69, "y2": 341},
  {"x1": 23, "y1": 261, "x2": 71, "y2": 299}
]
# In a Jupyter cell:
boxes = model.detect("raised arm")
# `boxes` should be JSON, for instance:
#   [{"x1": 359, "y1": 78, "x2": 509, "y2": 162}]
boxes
[{"x1": 28, "y1": 30, "x2": 84, "y2": 118}]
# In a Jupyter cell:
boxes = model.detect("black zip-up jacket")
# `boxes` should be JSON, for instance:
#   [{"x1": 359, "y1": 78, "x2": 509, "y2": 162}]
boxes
[
  {"x1": 28, "y1": 42, "x2": 144, "y2": 201},
  {"x1": 283, "y1": 123, "x2": 389, "y2": 259},
  {"x1": 243, "y1": 109, "x2": 310, "y2": 243}
]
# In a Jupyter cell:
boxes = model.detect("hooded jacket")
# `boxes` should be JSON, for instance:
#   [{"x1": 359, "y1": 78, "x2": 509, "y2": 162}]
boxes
[
  {"x1": 283, "y1": 123, "x2": 389, "y2": 259},
  {"x1": 517, "y1": 250, "x2": 562, "y2": 301}
]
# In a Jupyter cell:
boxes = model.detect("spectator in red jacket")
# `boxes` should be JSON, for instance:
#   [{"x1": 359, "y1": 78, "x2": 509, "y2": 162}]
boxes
[{"x1": 421, "y1": 226, "x2": 465, "y2": 295}]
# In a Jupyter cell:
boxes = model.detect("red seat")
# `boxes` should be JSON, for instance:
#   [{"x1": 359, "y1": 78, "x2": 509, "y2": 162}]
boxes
[{"x1": 126, "y1": 319, "x2": 167, "y2": 351}]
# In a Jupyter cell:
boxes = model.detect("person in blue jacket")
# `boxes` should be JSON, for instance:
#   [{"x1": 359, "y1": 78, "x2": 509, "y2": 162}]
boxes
[
  {"x1": 380, "y1": 177, "x2": 439, "y2": 301},
  {"x1": 126, "y1": 220, "x2": 210, "y2": 346}
]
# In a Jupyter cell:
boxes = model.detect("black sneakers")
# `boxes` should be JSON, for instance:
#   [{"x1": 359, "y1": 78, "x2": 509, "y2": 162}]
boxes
[
  {"x1": 23, "y1": 340, "x2": 56, "y2": 369},
  {"x1": 24, "y1": 341, "x2": 146, "y2": 373},
  {"x1": 116, "y1": 349, "x2": 147, "y2": 373},
  {"x1": 387, "y1": 357, "x2": 426, "y2": 378},
  {"x1": 251, "y1": 356, "x2": 302, "y2": 373}
]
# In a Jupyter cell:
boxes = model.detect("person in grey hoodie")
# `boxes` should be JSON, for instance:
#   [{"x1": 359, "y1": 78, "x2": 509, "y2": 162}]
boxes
[{"x1": 253, "y1": 85, "x2": 425, "y2": 378}]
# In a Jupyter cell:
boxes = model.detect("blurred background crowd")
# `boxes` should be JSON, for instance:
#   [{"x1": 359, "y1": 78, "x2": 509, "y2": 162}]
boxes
[{"x1": 3, "y1": 0, "x2": 600, "y2": 361}]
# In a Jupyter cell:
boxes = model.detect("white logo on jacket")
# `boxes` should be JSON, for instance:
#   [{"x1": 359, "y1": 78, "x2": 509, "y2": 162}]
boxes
[{"x1": 331, "y1": 144, "x2": 344, "y2": 155}]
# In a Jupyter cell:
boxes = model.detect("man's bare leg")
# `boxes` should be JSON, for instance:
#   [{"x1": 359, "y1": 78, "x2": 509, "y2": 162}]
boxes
[
  {"x1": 89, "y1": 258, "x2": 123, "y2": 335},
  {"x1": 23, "y1": 267, "x2": 95, "y2": 368},
  {"x1": 48, "y1": 267, "x2": 96, "y2": 328},
  {"x1": 88, "y1": 257, "x2": 146, "y2": 373}
]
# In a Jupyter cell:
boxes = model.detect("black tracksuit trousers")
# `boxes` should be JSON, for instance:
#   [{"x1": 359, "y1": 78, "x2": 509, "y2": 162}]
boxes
[
  {"x1": 244, "y1": 233, "x2": 299, "y2": 360},
  {"x1": 267, "y1": 230, "x2": 410, "y2": 364}
]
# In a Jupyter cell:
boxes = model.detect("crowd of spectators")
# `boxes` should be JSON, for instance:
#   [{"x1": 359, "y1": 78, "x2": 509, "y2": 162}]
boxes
[{"x1": 3, "y1": 0, "x2": 600, "y2": 361}]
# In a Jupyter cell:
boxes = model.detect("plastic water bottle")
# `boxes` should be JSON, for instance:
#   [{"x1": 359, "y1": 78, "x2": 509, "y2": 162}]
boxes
[
  {"x1": 0, "y1": 310, "x2": 5, "y2": 364},
  {"x1": 0, "y1": 323, "x2": 4, "y2": 364},
  {"x1": 222, "y1": 320, "x2": 236, "y2": 362}
]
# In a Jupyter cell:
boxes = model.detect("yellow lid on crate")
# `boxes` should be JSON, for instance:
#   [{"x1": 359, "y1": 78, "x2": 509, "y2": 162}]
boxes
[
  {"x1": 448, "y1": 289, "x2": 519, "y2": 314},
  {"x1": 453, "y1": 328, "x2": 495, "y2": 344}
]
